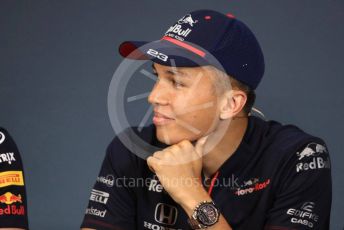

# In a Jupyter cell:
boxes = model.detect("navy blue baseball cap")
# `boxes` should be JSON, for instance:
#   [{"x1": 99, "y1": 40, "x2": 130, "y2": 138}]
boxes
[{"x1": 119, "y1": 9, "x2": 264, "y2": 90}]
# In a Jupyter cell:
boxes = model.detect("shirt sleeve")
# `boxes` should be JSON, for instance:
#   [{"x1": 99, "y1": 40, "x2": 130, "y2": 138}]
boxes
[
  {"x1": 0, "y1": 127, "x2": 29, "y2": 229},
  {"x1": 80, "y1": 134, "x2": 139, "y2": 230},
  {"x1": 264, "y1": 140, "x2": 332, "y2": 230}
]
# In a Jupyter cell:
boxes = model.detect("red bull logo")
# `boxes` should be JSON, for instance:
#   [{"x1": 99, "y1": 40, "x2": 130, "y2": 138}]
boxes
[
  {"x1": 296, "y1": 143, "x2": 327, "y2": 160},
  {"x1": 165, "y1": 25, "x2": 192, "y2": 38},
  {"x1": 0, "y1": 205, "x2": 25, "y2": 216},
  {"x1": 164, "y1": 14, "x2": 198, "y2": 41},
  {"x1": 0, "y1": 192, "x2": 22, "y2": 205},
  {"x1": 177, "y1": 14, "x2": 198, "y2": 27}
]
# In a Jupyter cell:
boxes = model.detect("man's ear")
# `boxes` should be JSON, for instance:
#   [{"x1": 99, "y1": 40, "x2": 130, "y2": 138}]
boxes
[{"x1": 219, "y1": 90, "x2": 247, "y2": 120}]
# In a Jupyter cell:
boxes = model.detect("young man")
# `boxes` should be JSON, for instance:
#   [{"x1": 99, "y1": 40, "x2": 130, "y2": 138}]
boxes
[
  {"x1": 0, "y1": 127, "x2": 29, "y2": 230},
  {"x1": 81, "y1": 10, "x2": 331, "y2": 230}
]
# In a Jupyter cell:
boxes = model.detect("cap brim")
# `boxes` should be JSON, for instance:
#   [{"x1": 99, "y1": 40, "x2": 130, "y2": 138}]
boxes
[{"x1": 118, "y1": 39, "x2": 209, "y2": 67}]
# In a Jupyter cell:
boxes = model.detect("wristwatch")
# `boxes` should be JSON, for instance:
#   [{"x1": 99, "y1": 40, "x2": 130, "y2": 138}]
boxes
[{"x1": 187, "y1": 201, "x2": 220, "y2": 229}]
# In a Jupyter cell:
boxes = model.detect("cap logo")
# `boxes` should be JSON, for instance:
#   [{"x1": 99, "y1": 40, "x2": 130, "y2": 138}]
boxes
[
  {"x1": 177, "y1": 14, "x2": 198, "y2": 27},
  {"x1": 146, "y1": 48, "x2": 168, "y2": 62}
]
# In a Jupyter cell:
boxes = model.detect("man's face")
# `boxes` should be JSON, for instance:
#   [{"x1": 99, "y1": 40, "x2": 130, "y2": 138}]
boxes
[{"x1": 148, "y1": 63, "x2": 221, "y2": 145}]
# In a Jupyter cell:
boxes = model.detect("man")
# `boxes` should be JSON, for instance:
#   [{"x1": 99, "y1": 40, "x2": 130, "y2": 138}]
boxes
[
  {"x1": 81, "y1": 10, "x2": 331, "y2": 230},
  {"x1": 0, "y1": 127, "x2": 29, "y2": 230}
]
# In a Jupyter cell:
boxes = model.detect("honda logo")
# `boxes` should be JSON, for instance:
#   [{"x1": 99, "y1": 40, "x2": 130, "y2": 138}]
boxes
[{"x1": 154, "y1": 203, "x2": 178, "y2": 226}]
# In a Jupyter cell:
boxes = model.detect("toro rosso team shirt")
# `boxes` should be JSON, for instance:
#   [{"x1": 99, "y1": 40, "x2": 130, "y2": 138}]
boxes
[
  {"x1": 81, "y1": 116, "x2": 332, "y2": 230},
  {"x1": 0, "y1": 127, "x2": 29, "y2": 229}
]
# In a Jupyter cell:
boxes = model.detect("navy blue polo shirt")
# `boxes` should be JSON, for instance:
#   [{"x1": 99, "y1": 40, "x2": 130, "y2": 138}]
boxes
[
  {"x1": 0, "y1": 127, "x2": 29, "y2": 229},
  {"x1": 81, "y1": 116, "x2": 332, "y2": 230}
]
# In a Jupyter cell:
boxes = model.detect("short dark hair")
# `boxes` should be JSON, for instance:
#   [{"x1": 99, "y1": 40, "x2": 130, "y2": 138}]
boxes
[{"x1": 229, "y1": 77, "x2": 256, "y2": 115}]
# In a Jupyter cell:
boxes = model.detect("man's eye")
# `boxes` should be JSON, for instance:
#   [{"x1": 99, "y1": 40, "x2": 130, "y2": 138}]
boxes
[{"x1": 172, "y1": 80, "x2": 185, "y2": 88}]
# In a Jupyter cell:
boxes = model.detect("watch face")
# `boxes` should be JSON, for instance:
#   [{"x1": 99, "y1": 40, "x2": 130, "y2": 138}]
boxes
[{"x1": 197, "y1": 203, "x2": 219, "y2": 226}]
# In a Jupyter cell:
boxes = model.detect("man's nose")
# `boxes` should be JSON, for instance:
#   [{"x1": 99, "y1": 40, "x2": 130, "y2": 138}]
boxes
[{"x1": 148, "y1": 81, "x2": 169, "y2": 106}]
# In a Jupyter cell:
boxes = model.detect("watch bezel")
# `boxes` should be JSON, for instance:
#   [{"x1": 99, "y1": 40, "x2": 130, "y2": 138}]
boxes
[
  {"x1": 189, "y1": 201, "x2": 220, "y2": 229},
  {"x1": 197, "y1": 202, "x2": 219, "y2": 226}
]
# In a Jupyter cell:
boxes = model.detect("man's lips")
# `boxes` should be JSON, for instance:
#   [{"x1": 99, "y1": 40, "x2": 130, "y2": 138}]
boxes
[
  {"x1": 154, "y1": 111, "x2": 174, "y2": 119},
  {"x1": 153, "y1": 111, "x2": 175, "y2": 125}
]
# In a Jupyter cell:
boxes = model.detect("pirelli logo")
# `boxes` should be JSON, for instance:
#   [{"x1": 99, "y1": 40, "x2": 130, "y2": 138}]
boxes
[{"x1": 0, "y1": 171, "x2": 24, "y2": 188}]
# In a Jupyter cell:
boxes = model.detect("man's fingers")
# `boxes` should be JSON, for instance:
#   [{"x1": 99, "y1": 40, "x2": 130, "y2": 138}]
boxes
[
  {"x1": 147, "y1": 156, "x2": 159, "y2": 173},
  {"x1": 153, "y1": 150, "x2": 164, "y2": 159}
]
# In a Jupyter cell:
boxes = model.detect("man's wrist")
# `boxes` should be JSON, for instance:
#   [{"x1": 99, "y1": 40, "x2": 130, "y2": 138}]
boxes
[{"x1": 179, "y1": 189, "x2": 212, "y2": 217}]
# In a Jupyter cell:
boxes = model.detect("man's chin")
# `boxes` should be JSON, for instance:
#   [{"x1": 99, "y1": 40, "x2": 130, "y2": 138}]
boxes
[
  {"x1": 155, "y1": 128, "x2": 199, "y2": 145},
  {"x1": 155, "y1": 133, "x2": 177, "y2": 145}
]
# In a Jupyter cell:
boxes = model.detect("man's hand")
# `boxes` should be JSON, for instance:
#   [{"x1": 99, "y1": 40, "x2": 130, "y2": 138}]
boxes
[{"x1": 147, "y1": 136, "x2": 209, "y2": 206}]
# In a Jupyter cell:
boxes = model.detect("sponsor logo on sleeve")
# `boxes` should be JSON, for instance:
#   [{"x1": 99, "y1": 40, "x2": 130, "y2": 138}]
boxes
[
  {"x1": 287, "y1": 202, "x2": 318, "y2": 228},
  {"x1": 296, "y1": 143, "x2": 330, "y2": 173},
  {"x1": 96, "y1": 174, "x2": 114, "y2": 187},
  {"x1": 297, "y1": 143, "x2": 327, "y2": 160},
  {"x1": 0, "y1": 152, "x2": 16, "y2": 165},
  {"x1": 90, "y1": 189, "x2": 109, "y2": 205},
  {"x1": 0, "y1": 171, "x2": 24, "y2": 188},
  {"x1": 85, "y1": 206, "x2": 107, "y2": 218},
  {"x1": 0, "y1": 192, "x2": 22, "y2": 205},
  {"x1": 0, "y1": 192, "x2": 25, "y2": 217},
  {"x1": 0, "y1": 132, "x2": 5, "y2": 144},
  {"x1": 0, "y1": 204, "x2": 25, "y2": 216},
  {"x1": 234, "y1": 178, "x2": 270, "y2": 196}
]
